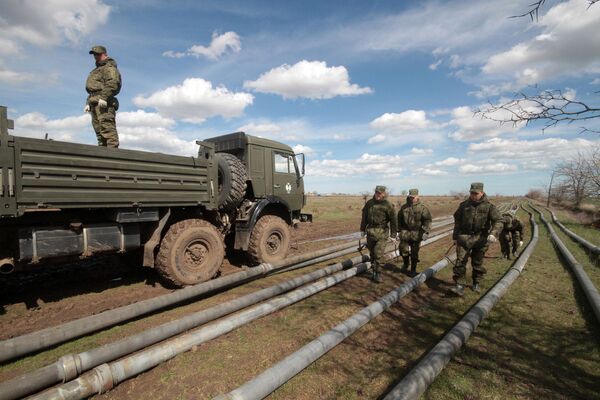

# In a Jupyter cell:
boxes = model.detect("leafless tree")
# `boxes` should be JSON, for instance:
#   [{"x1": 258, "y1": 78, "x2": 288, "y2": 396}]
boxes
[
  {"x1": 584, "y1": 146, "x2": 600, "y2": 195},
  {"x1": 478, "y1": 1, "x2": 600, "y2": 133},
  {"x1": 554, "y1": 152, "x2": 592, "y2": 206}
]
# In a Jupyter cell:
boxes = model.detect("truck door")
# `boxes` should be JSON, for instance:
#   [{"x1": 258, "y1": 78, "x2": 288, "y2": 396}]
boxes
[{"x1": 272, "y1": 151, "x2": 303, "y2": 211}]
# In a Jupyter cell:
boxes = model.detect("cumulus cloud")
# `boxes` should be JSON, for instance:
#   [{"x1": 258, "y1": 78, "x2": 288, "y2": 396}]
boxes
[
  {"x1": 482, "y1": 0, "x2": 600, "y2": 87},
  {"x1": 14, "y1": 112, "x2": 89, "y2": 141},
  {"x1": 308, "y1": 153, "x2": 405, "y2": 178},
  {"x1": 367, "y1": 134, "x2": 386, "y2": 144},
  {"x1": 1, "y1": 0, "x2": 110, "y2": 48},
  {"x1": 410, "y1": 147, "x2": 433, "y2": 155},
  {"x1": 237, "y1": 121, "x2": 283, "y2": 136},
  {"x1": 458, "y1": 163, "x2": 517, "y2": 174},
  {"x1": 370, "y1": 110, "x2": 432, "y2": 132},
  {"x1": 449, "y1": 105, "x2": 519, "y2": 141},
  {"x1": 468, "y1": 137, "x2": 595, "y2": 160},
  {"x1": 415, "y1": 168, "x2": 448, "y2": 176},
  {"x1": 292, "y1": 144, "x2": 315, "y2": 156},
  {"x1": 133, "y1": 78, "x2": 254, "y2": 124},
  {"x1": 434, "y1": 157, "x2": 465, "y2": 166},
  {"x1": 0, "y1": 68, "x2": 35, "y2": 84},
  {"x1": 163, "y1": 31, "x2": 241, "y2": 60},
  {"x1": 243, "y1": 60, "x2": 372, "y2": 99}
]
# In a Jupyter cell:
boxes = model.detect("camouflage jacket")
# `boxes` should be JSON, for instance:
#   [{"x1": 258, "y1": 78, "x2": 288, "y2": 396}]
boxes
[
  {"x1": 452, "y1": 194, "x2": 502, "y2": 240},
  {"x1": 398, "y1": 199, "x2": 432, "y2": 233},
  {"x1": 361, "y1": 198, "x2": 397, "y2": 239},
  {"x1": 501, "y1": 214, "x2": 524, "y2": 241},
  {"x1": 86, "y1": 57, "x2": 121, "y2": 104}
]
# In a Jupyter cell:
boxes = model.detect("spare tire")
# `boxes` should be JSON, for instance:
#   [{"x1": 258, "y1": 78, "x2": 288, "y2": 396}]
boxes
[{"x1": 215, "y1": 152, "x2": 247, "y2": 211}]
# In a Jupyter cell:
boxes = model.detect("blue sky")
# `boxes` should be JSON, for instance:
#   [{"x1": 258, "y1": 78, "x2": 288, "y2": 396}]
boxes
[{"x1": 2, "y1": 0, "x2": 600, "y2": 195}]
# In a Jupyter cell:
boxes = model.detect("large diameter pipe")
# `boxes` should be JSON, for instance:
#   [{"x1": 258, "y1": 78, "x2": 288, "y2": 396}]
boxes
[
  {"x1": 0, "y1": 252, "x2": 368, "y2": 400},
  {"x1": 548, "y1": 208, "x2": 600, "y2": 256},
  {"x1": 214, "y1": 254, "x2": 457, "y2": 400},
  {"x1": 28, "y1": 260, "x2": 375, "y2": 400},
  {"x1": 0, "y1": 239, "x2": 364, "y2": 363},
  {"x1": 532, "y1": 205, "x2": 600, "y2": 323},
  {"x1": 7, "y1": 230, "x2": 454, "y2": 400},
  {"x1": 383, "y1": 208, "x2": 539, "y2": 400}
]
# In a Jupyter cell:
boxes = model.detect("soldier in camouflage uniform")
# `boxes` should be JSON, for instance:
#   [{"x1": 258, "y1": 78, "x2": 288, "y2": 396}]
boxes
[
  {"x1": 499, "y1": 212, "x2": 524, "y2": 260},
  {"x1": 360, "y1": 185, "x2": 398, "y2": 283},
  {"x1": 84, "y1": 45, "x2": 122, "y2": 148},
  {"x1": 397, "y1": 188, "x2": 432, "y2": 277},
  {"x1": 451, "y1": 182, "x2": 502, "y2": 295}
]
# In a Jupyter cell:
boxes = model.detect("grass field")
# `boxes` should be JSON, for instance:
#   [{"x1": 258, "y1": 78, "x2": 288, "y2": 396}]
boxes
[{"x1": 1, "y1": 196, "x2": 598, "y2": 399}]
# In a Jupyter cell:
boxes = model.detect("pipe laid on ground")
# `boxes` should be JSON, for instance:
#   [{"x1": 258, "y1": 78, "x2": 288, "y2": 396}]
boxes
[
  {"x1": 4, "y1": 230, "x2": 454, "y2": 400},
  {"x1": 0, "y1": 239, "x2": 364, "y2": 363},
  {"x1": 382, "y1": 206, "x2": 538, "y2": 400},
  {"x1": 547, "y1": 208, "x2": 600, "y2": 256},
  {"x1": 214, "y1": 254, "x2": 457, "y2": 400},
  {"x1": 532, "y1": 205, "x2": 600, "y2": 323},
  {"x1": 28, "y1": 258, "x2": 383, "y2": 400}
]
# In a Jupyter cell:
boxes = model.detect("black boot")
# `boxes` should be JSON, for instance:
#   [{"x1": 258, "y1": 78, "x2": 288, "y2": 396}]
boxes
[
  {"x1": 409, "y1": 259, "x2": 418, "y2": 277},
  {"x1": 400, "y1": 256, "x2": 409, "y2": 272}
]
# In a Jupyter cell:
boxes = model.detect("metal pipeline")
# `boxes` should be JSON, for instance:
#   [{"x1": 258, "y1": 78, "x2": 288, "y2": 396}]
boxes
[
  {"x1": 382, "y1": 207, "x2": 539, "y2": 400},
  {"x1": 28, "y1": 262, "x2": 378, "y2": 400},
  {"x1": 214, "y1": 254, "x2": 457, "y2": 400},
  {"x1": 531, "y1": 205, "x2": 600, "y2": 323},
  {"x1": 547, "y1": 208, "x2": 600, "y2": 256},
  {"x1": 0, "y1": 239, "x2": 365, "y2": 363},
  {"x1": 3, "y1": 230, "x2": 453, "y2": 400},
  {"x1": 0, "y1": 258, "x2": 14, "y2": 274}
]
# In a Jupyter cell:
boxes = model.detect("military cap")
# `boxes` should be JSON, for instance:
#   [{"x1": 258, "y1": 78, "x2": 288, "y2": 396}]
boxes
[
  {"x1": 469, "y1": 182, "x2": 484, "y2": 193},
  {"x1": 89, "y1": 45, "x2": 107, "y2": 55},
  {"x1": 374, "y1": 185, "x2": 387, "y2": 194},
  {"x1": 408, "y1": 188, "x2": 419, "y2": 196}
]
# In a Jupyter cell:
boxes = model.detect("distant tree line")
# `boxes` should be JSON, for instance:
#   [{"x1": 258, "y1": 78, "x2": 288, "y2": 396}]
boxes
[{"x1": 545, "y1": 147, "x2": 600, "y2": 207}]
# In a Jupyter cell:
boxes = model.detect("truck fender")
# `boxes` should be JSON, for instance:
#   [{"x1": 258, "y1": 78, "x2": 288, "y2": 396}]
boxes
[
  {"x1": 143, "y1": 208, "x2": 171, "y2": 267},
  {"x1": 234, "y1": 196, "x2": 291, "y2": 251}
]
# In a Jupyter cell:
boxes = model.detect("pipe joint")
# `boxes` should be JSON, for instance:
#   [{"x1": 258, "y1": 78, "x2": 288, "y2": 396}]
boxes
[
  {"x1": 58, "y1": 354, "x2": 83, "y2": 382},
  {"x1": 92, "y1": 364, "x2": 115, "y2": 394}
]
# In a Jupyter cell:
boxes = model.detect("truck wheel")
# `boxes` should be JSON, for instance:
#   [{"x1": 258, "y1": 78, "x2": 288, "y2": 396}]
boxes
[
  {"x1": 247, "y1": 215, "x2": 291, "y2": 264},
  {"x1": 215, "y1": 153, "x2": 247, "y2": 211},
  {"x1": 156, "y1": 219, "x2": 224, "y2": 286}
]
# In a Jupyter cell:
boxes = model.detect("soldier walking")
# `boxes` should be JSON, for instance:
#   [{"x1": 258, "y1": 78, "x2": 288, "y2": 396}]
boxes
[
  {"x1": 499, "y1": 212, "x2": 524, "y2": 259},
  {"x1": 360, "y1": 186, "x2": 398, "y2": 283},
  {"x1": 451, "y1": 182, "x2": 502, "y2": 295},
  {"x1": 84, "y1": 45, "x2": 122, "y2": 148},
  {"x1": 397, "y1": 188, "x2": 432, "y2": 277}
]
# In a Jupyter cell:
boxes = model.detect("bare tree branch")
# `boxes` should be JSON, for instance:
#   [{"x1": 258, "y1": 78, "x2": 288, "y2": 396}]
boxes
[
  {"x1": 475, "y1": 89, "x2": 600, "y2": 133},
  {"x1": 510, "y1": 0, "x2": 547, "y2": 21}
]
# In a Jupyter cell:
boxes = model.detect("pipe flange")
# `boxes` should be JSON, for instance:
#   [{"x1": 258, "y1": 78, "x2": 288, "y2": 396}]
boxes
[{"x1": 92, "y1": 364, "x2": 115, "y2": 394}]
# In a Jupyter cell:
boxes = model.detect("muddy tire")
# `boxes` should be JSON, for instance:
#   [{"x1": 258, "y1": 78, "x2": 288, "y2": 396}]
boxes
[
  {"x1": 215, "y1": 153, "x2": 247, "y2": 211},
  {"x1": 247, "y1": 215, "x2": 291, "y2": 264},
  {"x1": 156, "y1": 219, "x2": 225, "y2": 286}
]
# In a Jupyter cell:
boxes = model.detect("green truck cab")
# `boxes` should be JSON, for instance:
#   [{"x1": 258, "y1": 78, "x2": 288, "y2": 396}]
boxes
[{"x1": 0, "y1": 106, "x2": 311, "y2": 286}]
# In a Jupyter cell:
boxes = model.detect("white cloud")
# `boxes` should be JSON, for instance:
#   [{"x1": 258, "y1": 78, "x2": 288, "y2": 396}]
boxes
[
  {"x1": 482, "y1": 0, "x2": 600, "y2": 86},
  {"x1": 410, "y1": 147, "x2": 433, "y2": 155},
  {"x1": 592, "y1": 78, "x2": 600, "y2": 85},
  {"x1": 370, "y1": 110, "x2": 432, "y2": 132},
  {"x1": 429, "y1": 59, "x2": 442, "y2": 70},
  {"x1": 459, "y1": 163, "x2": 517, "y2": 174},
  {"x1": 14, "y1": 112, "x2": 89, "y2": 141},
  {"x1": 0, "y1": 68, "x2": 35, "y2": 84},
  {"x1": 468, "y1": 137, "x2": 595, "y2": 160},
  {"x1": 333, "y1": 134, "x2": 350, "y2": 141},
  {"x1": 0, "y1": 0, "x2": 111, "y2": 48},
  {"x1": 133, "y1": 78, "x2": 254, "y2": 124},
  {"x1": 415, "y1": 168, "x2": 448, "y2": 176},
  {"x1": 449, "y1": 105, "x2": 519, "y2": 141},
  {"x1": 243, "y1": 60, "x2": 372, "y2": 99},
  {"x1": 163, "y1": 31, "x2": 241, "y2": 60},
  {"x1": 292, "y1": 144, "x2": 315, "y2": 156},
  {"x1": 367, "y1": 134, "x2": 386, "y2": 144},
  {"x1": 435, "y1": 157, "x2": 465, "y2": 166},
  {"x1": 237, "y1": 122, "x2": 282, "y2": 136},
  {"x1": 308, "y1": 153, "x2": 405, "y2": 178}
]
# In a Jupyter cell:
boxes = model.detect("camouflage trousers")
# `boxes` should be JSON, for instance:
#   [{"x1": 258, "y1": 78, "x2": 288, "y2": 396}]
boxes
[
  {"x1": 91, "y1": 104, "x2": 119, "y2": 148},
  {"x1": 367, "y1": 235, "x2": 388, "y2": 273},
  {"x1": 399, "y1": 239, "x2": 421, "y2": 263},
  {"x1": 453, "y1": 234, "x2": 489, "y2": 284},
  {"x1": 500, "y1": 232, "x2": 518, "y2": 257}
]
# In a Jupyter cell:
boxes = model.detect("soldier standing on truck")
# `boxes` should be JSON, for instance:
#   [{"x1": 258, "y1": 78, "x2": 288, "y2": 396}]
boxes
[
  {"x1": 450, "y1": 182, "x2": 502, "y2": 295},
  {"x1": 360, "y1": 186, "x2": 397, "y2": 283},
  {"x1": 499, "y1": 212, "x2": 524, "y2": 260},
  {"x1": 397, "y1": 188, "x2": 432, "y2": 277},
  {"x1": 84, "y1": 45, "x2": 121, "y2": 148}
]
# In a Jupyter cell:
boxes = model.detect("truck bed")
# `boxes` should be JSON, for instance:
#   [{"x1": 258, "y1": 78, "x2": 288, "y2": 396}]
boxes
[{"x1": 1, "y1": 134, "x2": 217, "y2": 217}]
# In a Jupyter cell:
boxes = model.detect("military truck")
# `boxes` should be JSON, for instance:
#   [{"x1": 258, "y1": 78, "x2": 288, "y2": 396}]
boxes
[{"x1": 0, "y1": 106, "x2": 311, "y2": 286}]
